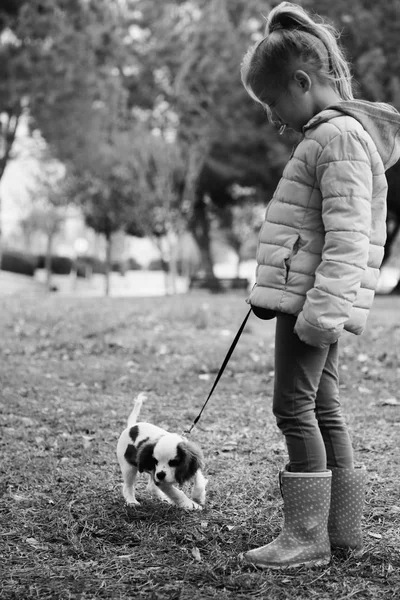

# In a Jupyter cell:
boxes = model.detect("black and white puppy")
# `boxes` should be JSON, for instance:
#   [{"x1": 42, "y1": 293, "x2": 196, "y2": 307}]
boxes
[{"x1": 116, "y1": 394, "x2": 207, "y2": 510}]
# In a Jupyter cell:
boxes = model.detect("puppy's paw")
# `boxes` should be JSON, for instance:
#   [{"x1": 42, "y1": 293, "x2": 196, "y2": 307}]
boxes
[
  {"x1": 192, "y1": 480, "x2": 207, "y2": 506},
  {"x1": 185, "y1": 500, "x2": 203, "y2": 511},
  {"x1": 192, "y1": 492, "x2": 206, "y2": 506},
  {"x1": 125, "y1": 498, "x2": 140, "y2": 506},
  {"x1": 123, "y1": 487, "x2": 140, "y2": 506}
]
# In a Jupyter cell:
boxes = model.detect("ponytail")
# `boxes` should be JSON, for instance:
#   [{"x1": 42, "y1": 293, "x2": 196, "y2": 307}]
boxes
[{"x1": 241, "y1": 2, "x2": 353, "y2": 112}]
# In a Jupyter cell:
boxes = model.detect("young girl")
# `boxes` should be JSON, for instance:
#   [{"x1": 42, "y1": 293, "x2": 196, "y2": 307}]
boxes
[{"x1": 241, "y1": 2, "x2": 400, "y2": 569}]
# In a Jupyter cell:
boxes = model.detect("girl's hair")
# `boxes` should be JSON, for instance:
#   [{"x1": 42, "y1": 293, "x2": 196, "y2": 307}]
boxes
[{"x1": 241, "y1": 2, "x2": 353, "y2": 117}]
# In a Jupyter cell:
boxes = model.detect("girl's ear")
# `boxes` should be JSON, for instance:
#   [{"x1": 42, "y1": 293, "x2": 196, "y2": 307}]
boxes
[
  {"x1": 293, "y1": 70, "x2": 312, "y2": 92},
  {"x1": 137, "y1": 442, "x2": 156, "y2": 473}
]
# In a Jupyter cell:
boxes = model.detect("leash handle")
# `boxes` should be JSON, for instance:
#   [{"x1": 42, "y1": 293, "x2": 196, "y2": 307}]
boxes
[{"x1": 184, "y1": 307, "x2": 252, "y2": 435}]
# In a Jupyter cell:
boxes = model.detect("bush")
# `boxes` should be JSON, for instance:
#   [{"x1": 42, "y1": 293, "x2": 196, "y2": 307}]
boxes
[
  {"x1": 1, "y1": 251, "x2": 38, "y2": 276},
  {"x1": 36, "y1": 255, "x2": 73, "y2": 275},
  {"x1": 76, "y1": 256, "x2": 107, "y2": 275},
  {"x1": 148, "y1": 258, "x2": 168, "y2": 271},
  {"x1": 126, "y1": 257, "x2": 142, "y2": 271},
  {"x1": 111, "y1": 260, "x2": 127, "y2": 275}
]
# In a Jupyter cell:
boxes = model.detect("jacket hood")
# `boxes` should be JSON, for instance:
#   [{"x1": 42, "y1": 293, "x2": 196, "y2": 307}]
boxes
[{"x1": 304, "y1": 99, "x2": 400, "y2": 170}]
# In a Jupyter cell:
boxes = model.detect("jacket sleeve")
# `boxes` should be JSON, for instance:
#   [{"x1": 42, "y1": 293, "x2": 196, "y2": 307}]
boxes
[{"x1": 294, "y1": 130, "x2": 373, "y2": 348}]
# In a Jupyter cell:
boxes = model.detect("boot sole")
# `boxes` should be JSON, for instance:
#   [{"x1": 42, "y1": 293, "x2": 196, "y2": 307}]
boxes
[{"x1": 244, "y1": 554, "x2": 331, "y2": 570}]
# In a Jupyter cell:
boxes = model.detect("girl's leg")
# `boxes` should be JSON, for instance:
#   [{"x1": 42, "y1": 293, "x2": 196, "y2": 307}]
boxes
[
  {"x1": 273, "y1": 313, "x2": 328, "y2": 472},
  {"x1": 314, "y1": 341, "x2": 354, "y2": 469}
]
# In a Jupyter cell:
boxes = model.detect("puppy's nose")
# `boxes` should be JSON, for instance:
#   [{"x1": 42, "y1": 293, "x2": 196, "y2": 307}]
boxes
[{"x1": 156, "y1": 471, "x2": 166, "y2": 481}]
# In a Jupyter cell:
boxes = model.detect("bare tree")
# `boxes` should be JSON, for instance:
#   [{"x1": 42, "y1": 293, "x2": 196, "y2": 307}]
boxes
[
  {"x1": 22, "y1": 157, "x2": 70, "y2": 291},
  {"x1": 131, "y1": 132, "x2": 189, "y2": 294}
]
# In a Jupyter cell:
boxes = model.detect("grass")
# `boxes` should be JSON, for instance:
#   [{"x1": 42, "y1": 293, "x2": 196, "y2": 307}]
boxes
[{"x1": 0, "y1": 291, "x2": 399, "y2": 599}]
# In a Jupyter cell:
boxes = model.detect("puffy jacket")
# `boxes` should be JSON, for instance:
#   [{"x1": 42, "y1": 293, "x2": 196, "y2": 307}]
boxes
[{"x1": 249, "y1": 100, "x2": 400, "y2": 347}]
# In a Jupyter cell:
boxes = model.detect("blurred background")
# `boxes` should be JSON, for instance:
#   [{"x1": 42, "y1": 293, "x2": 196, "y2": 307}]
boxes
[{"x1": 0, "y1": 0, "x2": 399, "y2": 297}]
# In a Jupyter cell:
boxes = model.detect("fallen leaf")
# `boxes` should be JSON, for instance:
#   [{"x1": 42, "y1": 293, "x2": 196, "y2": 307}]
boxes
[
  {"x1": 357, "y1": 353, "x2": 368, "y2": 362},
  {"x1": 82, "y1": 435, "x2": 94, "y2": 449},
  {"x1": 19, "y1": 416, "x2": 36, "y2": 426},
  {"x1": 221, "y1": 442, "x2": 237, "y2": 452},
  {"x1": 11, "y1": 493, "x2": 29, "y2": 502},
  {"x1": 26, "y1": 537, "x2": 48, "y2": 550},
  {"x1": 358, "y1": 386, "x2": 371, "y2": 394},
  {"x1": 198, "y1": 374, "x2": 210, "y2": 381},
  {"x1": 388, "y1": 505, "x2": 400, "y2": 514},
  {"x1": 191, "y1": 547, "x2": 202, "y2": 562},
  {"x1": 379, "y1": 398, "x2": 399, "y2": 406}
]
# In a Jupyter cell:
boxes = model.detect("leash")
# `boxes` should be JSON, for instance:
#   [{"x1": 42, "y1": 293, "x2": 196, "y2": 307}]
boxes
[{"x1": 183, "y1": 307, "x2": 252, "y2": 436}]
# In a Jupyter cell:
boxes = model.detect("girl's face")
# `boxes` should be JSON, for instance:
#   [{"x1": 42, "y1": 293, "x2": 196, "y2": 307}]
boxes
[
  {"x1": 265, "y1": 71, "x2": 315, "y2": 133},
  {"x1": 267, "y1": 83, "x2": 313, "y2": 133}
]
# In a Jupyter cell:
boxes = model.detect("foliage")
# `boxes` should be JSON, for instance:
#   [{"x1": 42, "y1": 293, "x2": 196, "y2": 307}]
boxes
[
  {"x1": 36, "y1": 254, "x2": 73, "y2": 275},
  {"x1": 2, "y1": 0, "x2": 400, "y2": 272},
  {"x1": 303, "y1": 0, "x2": 400, "y2": 107},
  {"x1": 128, "y1": 132, "x2": 187, "y2": 237},
  {"x1": 215, "y1": 185, "x2": 265, "y2": 267},
  {"x1": 0, "y1": 248, "x2": 37, "y2": 275},
  {"x1": 79, "y1": 170, "x2": 134, "y2": 242}
]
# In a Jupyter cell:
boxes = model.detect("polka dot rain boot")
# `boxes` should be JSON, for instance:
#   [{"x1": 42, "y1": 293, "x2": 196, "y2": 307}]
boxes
[
  {"x1": 328, "y1": 465, "x2": 366, "y2": 555},
  {"x1": 244, "y1": 470, "x2": 332, "y2": 569}
]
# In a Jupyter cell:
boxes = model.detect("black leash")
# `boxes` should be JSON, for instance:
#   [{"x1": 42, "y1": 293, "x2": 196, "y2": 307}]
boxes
[{"x1": 184, "y1": 307, "x2": 252, "y2": 436}]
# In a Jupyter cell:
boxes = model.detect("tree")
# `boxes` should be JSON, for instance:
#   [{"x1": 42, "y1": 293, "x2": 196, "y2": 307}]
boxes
[
  {"x1": 129, "y1": 131, "x2": 189, "y2": 294},
  {"x1": 120, "y1": 0, "x2": 292, "y2": 276},
  {"x1": 216, "y1": 185, "x2": 265, "y2": 277},
  {"x1": 78, "y1": 162, "x2": 137, "y2": 296},
  {"x1": 22, "y1": 154, "x2": 70, "y2": 292},
  {"x1": 0, "y1": 0, "x2": 127, "y2": 266},
  {"x1": 3, "y1": 0, "x2": 400, "y2": 279}
]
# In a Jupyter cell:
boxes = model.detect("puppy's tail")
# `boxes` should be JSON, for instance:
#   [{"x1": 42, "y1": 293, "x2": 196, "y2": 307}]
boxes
[{"x1": 127, "y1": 393, "x2": 147, "y2": 428}]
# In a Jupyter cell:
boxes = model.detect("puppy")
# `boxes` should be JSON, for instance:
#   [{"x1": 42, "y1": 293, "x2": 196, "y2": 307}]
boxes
[{"x1": 116, "y1": 394, "x2": 207, "y2": 510}]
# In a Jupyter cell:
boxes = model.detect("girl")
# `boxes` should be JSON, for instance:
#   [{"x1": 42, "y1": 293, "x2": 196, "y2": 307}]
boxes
[{"x1": 241, "y1": 2, "x2": 400, "y2": 569}]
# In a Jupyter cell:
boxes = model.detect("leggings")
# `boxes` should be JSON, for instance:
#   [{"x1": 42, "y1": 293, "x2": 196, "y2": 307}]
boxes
[{"x1": 272, "y1": 313, "x2": 354, "y2": 472}]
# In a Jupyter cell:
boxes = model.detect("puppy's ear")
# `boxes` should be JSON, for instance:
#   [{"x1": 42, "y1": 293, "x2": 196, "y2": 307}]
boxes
[
  {"x1": 137, "y1": 442, "x2": 156, "y2": 473},
  {"x1": 175, "y1": 441, "x2": 204, "y2": 485}
]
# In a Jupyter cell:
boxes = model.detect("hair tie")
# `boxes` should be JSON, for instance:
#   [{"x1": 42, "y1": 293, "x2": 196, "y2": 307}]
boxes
[{"x1": 270, "y1": 23, "x2": 284, "y2": 33}]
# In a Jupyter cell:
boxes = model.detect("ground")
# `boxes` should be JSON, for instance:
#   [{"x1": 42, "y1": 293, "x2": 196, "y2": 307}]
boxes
[{"x1": 0, "y1": 290, "x2": 399, "y2": 599}]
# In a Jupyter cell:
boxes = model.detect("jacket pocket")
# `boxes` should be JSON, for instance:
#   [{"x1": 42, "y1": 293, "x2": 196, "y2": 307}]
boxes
[{"x1": 284, "y1": 234, "x2": 301, "y2": 284}]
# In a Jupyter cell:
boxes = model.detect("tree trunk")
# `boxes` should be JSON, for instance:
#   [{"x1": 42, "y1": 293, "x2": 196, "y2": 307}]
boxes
[
  {"x1": 104, "y1": 232, "x2": 112, "y2": 296},
  {"x1": 236, "y1": 254, "x2": 242, "y2": 279},
  {"x1": 0, "y1": 110, "x2": 21, "y2": 272},
  {"x1": 166, "y1": 232, "x2": 178, "y2": 295},
  {"x1": 189, "y1": 192, "x2": 215, "y2": 278},
  {"x1": 383, "y1": 218, "x2": 400, "y2": 264},
  {"x1": 154, "y1": 236, "x2": 171, "y2": 296},
  {"x1": 45, "y1": 232, "x2": 54, "y2": 292},
  {"x1": 0, "y1": 192, "x2": 3, "y2": 272}
]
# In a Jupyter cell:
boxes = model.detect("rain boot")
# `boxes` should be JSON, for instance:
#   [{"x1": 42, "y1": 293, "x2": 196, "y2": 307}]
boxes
[
  {"x1": 328, "y1": 465, "x2": 366, "y2": 554},
  {"x1": 244, "y1": 470, "x2": 331, "y2": 569}
]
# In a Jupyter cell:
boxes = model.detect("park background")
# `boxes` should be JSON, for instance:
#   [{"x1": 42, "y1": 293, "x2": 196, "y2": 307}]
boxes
[
  {"x1": 1, "y1": 0, "x2": 400, "y2": 297},
  {"x1": 1, "y1": 2, "x2": 400, "y2": 600}
]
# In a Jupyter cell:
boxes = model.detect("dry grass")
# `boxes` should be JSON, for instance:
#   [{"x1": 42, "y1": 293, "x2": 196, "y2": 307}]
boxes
[{"x1": 0, "y1": 291, "x2": 399, "y2": 599}]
